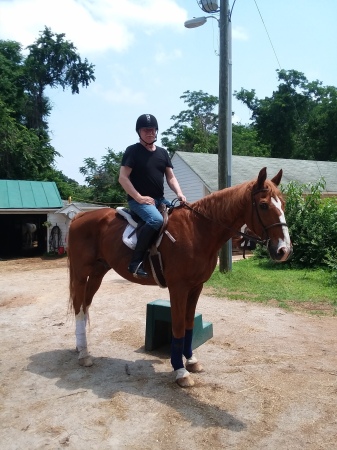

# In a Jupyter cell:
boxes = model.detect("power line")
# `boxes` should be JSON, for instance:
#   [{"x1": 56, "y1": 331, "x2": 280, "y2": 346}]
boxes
[
  {"x1": 253, "y1": 0, "x2": 282, "y2": 70},
  {"x1": 253, "y1": 0, "x2": 323, "y2": 173}
]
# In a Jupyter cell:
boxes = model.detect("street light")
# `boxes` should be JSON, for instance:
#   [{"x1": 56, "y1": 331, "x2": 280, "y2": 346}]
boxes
[{"x1": 184, "y1": 0, "x2": 232, "y2": 272}]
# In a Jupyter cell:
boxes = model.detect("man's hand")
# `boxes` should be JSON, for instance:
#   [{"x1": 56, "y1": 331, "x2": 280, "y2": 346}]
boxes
[
  {"x1": 138, "y1": 195, "x2": 155, "y2": 205},
  {"x1": 177, "y1": 194, "x2": 186, "y2": 203}
]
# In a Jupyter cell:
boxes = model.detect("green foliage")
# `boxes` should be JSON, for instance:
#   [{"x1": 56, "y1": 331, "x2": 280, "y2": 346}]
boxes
[
  {"x1": 281, "y1": 180, "x2": 337, "y2": 269},
  {"x1": 24, "y1": 27, "x2": 95, "y2": 130},
  {"x1": 206, "y1": 258, "x2": 337, "y2": 316},
  {"x1": 162, "y1": 90, "x2": 273, "y2": 157},
  {"x1": 162, "y1": 90, "x2": 219, "y2": 154},
  {"x1": 0, "y1": 100, "x2": 58, "y2": 179},
  {"x1": 235, "y1": 69, "x2": 337, "y2": 161},
  {"x1": 79, "y1": 148, "x2": 126, "y2": 206},
  {"x1": 253, "y1": 179, "x2": 337, "y2": 276},
  {"x1": 232, "y1": 123, "x2": 270, "y2": 156},
  {"x1": 0, "y1": 41, "x2": 25, "y2": 122},
  {"x1": 0, "y1": 28, "x2": 95, "y2": 182},
  {"x1": 324, "y1": 247, "x2": 337, "y2": 284},
  {"x1": 39, "y1": 168, "x2": 93, "y2": 201}
]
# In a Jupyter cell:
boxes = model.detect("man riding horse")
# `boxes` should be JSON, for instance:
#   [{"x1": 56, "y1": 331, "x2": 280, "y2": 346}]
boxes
[{"x1": 118, "y1": 114, "x2": 186, "y2": 278}]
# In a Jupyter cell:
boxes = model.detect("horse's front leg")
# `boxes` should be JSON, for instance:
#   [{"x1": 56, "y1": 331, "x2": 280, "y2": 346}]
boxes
[
  {"x1": 169, "y1": 284, "x2": 203, "y2": 388},
  {"x1": 184, "y1": 283, "x2": 204, "y2": 375}
]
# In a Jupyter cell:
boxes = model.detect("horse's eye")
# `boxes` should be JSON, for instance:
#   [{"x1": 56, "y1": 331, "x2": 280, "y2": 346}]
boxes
[{"x1": 260, "y1": 202, "x2": 268, "y2": 210}]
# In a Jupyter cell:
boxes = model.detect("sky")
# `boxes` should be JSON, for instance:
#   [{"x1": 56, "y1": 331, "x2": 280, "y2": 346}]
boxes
[{"x1": 1, "y1": 0, "x2": 336, "y2": 184}]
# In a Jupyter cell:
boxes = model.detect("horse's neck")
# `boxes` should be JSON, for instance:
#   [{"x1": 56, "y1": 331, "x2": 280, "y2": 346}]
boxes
[{"x1": 192, "y1": 183, "x2": 249, "y2": 227}]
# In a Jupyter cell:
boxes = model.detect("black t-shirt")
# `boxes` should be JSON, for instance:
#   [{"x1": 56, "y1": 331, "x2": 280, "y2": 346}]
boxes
[{"x1": 121, "y1": 143, "x2": 173, "y2": 200}]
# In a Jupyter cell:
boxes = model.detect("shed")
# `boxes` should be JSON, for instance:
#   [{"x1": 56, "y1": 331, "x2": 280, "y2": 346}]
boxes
[
  {"x1": 164, "y1": 152, "x2": 337, "y2": 203},
  {"x1": 47, "y1": 200, "x2": 106, "y2": 254},
  {"x1": 0, "y1": 180, "x2": 63, "y2": 258},
  {"x1": 0, "y1": 180, "x2": 106, "y2": 259}
]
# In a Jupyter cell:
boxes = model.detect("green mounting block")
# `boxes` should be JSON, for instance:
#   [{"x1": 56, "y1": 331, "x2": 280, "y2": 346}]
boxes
[{"x1": 145, "y1": 299, "x2": 213, "y2": 351}]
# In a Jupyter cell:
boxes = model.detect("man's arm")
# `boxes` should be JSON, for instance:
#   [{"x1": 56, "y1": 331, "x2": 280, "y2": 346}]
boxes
[
  {"x1": 119, "y1": 166, "x2": 155, "y2": 205},
  {"x1": 165, "y1": 168, "x2": 186, "y2": 202}
]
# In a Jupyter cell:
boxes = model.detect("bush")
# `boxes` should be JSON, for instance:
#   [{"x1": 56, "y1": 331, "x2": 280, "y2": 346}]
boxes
[
  {"x1": 253, "y1": 179, "x2": 337, "y2": 272},
  {"x1": 282, "y1": 179, "x2": 337, "y2": 268}
]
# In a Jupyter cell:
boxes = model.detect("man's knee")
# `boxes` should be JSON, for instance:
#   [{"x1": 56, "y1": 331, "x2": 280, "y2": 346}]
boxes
[{"x1": 148, "y1": 214, "x2": 163, "y2": 230}]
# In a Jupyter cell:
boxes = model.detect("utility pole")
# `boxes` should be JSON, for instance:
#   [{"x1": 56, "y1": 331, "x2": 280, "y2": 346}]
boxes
[{"x1": 218, "y1": 0, "x2": 232, "y2": 272}]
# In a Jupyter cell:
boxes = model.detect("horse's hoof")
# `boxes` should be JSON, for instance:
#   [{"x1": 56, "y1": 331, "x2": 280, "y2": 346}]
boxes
[
  {"x1": 186, "y1": 362, "x2": 204, "y2": 373},
  {"x1": 79, "y1": 356, "x2": 93, "y2": 367},
  {"x1": 176, "y1": 375, "x2": 195, "y2": 388}
]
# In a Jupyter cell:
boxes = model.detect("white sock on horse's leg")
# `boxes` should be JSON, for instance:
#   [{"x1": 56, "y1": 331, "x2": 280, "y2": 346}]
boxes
[
  {"x1": 186, "y1": 354, "x2": 198, "y2": 365},
  {"x1": 75, "y1": 307, "x2": 89, "y2": 359},
  {"x1": 175, "y1": 368, "x2": 190, "y2": 380}
]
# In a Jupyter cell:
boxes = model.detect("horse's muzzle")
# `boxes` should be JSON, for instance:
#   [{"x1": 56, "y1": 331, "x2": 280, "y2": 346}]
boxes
[{"x1": 268, "y1": 242, "x2": 293, "y2": 262}]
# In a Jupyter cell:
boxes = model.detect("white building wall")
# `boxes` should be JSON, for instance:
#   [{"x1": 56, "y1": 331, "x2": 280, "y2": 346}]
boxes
[{"x1": 164, "y1": 154, "x2": 205, "y2": 203}]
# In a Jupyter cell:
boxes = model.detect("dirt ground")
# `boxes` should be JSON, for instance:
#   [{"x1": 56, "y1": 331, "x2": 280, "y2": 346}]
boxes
[{"x1": 0, "y1": 257, "x2": 336, "y2": 450}]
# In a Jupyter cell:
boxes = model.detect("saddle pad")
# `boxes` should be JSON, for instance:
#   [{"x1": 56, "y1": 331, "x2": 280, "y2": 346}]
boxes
[
  {"x1": 122, "y1": 225, "x2": 137, "y2": 250},
  {"x1": 116, "y1": 207, "x2": 138, "y2": 228}
]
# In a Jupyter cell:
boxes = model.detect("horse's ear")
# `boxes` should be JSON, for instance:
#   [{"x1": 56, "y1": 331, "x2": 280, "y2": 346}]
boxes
[
  {"x1": 271, "y1": 169, "x2": 283, "y2": 186},
  {"x1": 257, "y1": 167, "x2": 267, "y2": 189}
]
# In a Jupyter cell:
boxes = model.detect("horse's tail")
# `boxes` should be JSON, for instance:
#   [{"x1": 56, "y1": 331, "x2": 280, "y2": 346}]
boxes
[
  {"x1": 67, "y1": 236, "x2": 74, "y2": 315},
  {"x1": 67, "y1": 220, "x2": 77, "y2": 315},
  {"x1": 67, "y1": 212, "x2": 89, "y2": 316}
]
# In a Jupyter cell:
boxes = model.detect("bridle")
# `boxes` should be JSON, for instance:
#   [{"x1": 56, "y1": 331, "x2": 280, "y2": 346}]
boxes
[
  {"x1": 251, "y1": 188, "x2": 289, "y2": 245},
  {"x1": 174, "y1": 188, "x2": 289, "y2": 248}
]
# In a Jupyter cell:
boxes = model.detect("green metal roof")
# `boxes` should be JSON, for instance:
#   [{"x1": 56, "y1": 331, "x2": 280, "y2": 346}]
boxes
[{"x1": 0, "y1": 180, "x2": 63, "y2": 209}]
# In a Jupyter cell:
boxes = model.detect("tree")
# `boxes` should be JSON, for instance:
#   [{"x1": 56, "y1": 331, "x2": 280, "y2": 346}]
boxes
[
  {"x1": 162, "y1": 89, "x2": 266, "y2": 157},
  {"x1": 235, "y1": 69, "x2": 337, "y2": 161},
  {"x1": 41, "y1": 167, "x2": 93, "y2": 201},
  {"x1": 232, "y1": 123, "x2": 270, "y2": 157},
  {"x1": 79, "y1": 148, "x2": 126, "y2": 206},
  {"x1": 0, "y1": 99, "x2": 58, "y2": 179},
  {"x1": 24, "y1": 27, "x2": 95, "y2": 131},
  {"x1": 161, "y1": 90, "x2": 219, "y2": 154},
  {"x1": 0, "y1": 41, "x2": 25, "y2": 123},
  {"x1": 0, "y1": 28, "x2": 95, "y2": 182}
]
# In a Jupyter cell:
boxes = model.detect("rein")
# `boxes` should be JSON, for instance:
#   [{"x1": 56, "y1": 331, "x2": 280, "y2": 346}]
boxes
[{"x1": 178, "y1": 188, "x2": 289, "y2": 247}]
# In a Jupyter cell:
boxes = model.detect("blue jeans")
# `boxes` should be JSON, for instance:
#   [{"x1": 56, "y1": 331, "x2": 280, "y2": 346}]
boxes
[{"x1": 128, "y1": 197, "x2": 171, "y2": 231}]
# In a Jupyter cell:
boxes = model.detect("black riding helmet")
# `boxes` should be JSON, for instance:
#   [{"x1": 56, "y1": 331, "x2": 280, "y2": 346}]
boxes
[{"x1": 136, "y1": 114, "x2": 158, "y2": 145}]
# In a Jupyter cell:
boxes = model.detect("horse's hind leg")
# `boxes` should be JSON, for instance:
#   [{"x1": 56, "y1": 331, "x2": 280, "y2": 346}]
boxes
[
  {"x1": 74, "y1": 261, "x2": 109, "y2": 367},
  {"x1": 75, "y1": 302, "x2": 92, "y2": 367}
]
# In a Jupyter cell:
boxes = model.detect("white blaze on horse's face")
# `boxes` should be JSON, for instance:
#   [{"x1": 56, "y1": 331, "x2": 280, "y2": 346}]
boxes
[{"x1": 271, "y1": 196, "x2": 292, "y2": 258}]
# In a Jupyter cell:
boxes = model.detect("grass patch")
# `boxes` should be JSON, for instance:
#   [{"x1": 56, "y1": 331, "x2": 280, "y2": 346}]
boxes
[{"x1": 205, "y1": 257, "x2": 337, "y2": 316}]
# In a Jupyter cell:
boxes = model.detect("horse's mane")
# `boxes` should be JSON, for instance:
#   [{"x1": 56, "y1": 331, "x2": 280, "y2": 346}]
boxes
[{"x1": 190, "y1": 177, "x2": 282, "y2": 222}]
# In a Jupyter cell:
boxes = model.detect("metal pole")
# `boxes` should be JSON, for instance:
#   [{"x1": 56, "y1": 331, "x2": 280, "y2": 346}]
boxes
[{"x1": 218, "y1": 0, "x2": 232, "y2": 272}]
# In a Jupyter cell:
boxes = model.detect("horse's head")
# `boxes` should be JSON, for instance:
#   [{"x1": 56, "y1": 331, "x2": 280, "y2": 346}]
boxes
[{"x1": 246, "y1": 167, "x2": 293, "y2": 262}]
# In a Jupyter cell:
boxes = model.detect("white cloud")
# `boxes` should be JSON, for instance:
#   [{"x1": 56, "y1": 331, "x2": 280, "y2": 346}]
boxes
[
  {"x1": 0, "y1": 0, "x2": 187, "y2": 53},
  {"x1": 92, "y1": 75, "x2": 146, "y2": 106},
  {"x1": 155, "y1": 48, "x2": 182, "y2": 64},
  {"x1": 100, "y1": 85, "x2": 146, "y2": 105}
]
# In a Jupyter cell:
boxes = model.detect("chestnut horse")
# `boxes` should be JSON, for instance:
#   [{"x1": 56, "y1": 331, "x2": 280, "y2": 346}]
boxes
[{"x1": 68, "y1": 168, "x2": 292, "y2": 387}]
